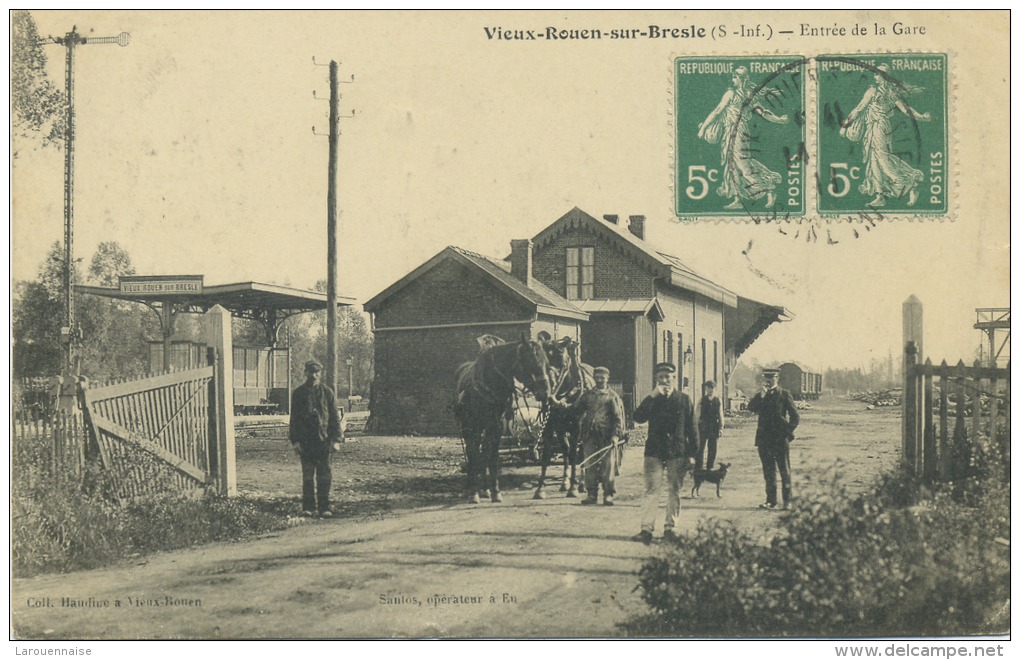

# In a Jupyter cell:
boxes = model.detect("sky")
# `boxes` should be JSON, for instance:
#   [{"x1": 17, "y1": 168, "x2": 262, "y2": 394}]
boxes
[{"x1": 11, "y1": 10, "x2": 1011, "y2": 371}]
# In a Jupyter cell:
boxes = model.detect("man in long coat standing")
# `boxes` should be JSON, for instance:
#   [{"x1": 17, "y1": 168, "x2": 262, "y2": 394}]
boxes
[
  {"x1": 747, "y1": 368, "x2": 800, "y2": 510},
  {"x1": 576, "y1": 366, "x2": 626, "y2": 506},
  {"x1": 290, "y1": 360, "x2": 343, "y2": 517}
]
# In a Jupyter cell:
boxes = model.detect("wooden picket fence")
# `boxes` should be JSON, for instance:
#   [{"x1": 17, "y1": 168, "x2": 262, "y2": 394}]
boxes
[
  {"x1": 12, "y1": 305, "x2": 239, "y2": 500},
  {"x1": 12, "y1": 409, "x2": 92, "y2": 488},
  {"x1": 903, "y1": 341, "x2": 1010, "y2": 483}
]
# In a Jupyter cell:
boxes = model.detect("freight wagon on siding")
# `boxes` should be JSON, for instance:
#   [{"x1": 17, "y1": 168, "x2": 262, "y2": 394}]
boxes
[{"x1": 778, "y1": 361, "x2": 822, "y2": 400}]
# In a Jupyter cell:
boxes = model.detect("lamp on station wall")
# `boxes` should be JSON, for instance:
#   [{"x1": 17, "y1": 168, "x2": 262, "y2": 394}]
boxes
[{"x1": 683, "y1": 345, "x2": 694, "y2": 364}]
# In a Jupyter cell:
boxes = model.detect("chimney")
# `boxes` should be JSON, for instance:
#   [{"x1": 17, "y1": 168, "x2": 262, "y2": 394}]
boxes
[
  {"x1": 509, "y1": 239, "x2": 533, "y2": 288},
  {"x1": 602, "y1": 214, "x2": 619, "y2": 225},
  {"x1": 628, "y1": 215, "x2": 646, "y2": 240}
]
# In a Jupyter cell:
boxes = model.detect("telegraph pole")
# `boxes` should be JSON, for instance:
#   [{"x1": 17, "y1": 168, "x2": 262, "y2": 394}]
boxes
[
  {"x1": 314, "y1": 59, "x2": 352, "y2": 395},
  {"x1": 326, "y1": 61, "x2": 340, "y2": 396},
  {"x1": 45, "y1": 26, "x2": 130, "y2": 373}
]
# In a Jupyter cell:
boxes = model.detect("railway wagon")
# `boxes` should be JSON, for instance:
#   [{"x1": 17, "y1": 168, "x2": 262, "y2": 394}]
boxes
[{"x1": 778, "y1": 362, "x2": 822, "y2": 400}]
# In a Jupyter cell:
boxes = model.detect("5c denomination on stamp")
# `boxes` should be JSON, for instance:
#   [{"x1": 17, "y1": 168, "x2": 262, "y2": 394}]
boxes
[
  {"x1": 816, "y1": 53, "x2": 948, "y2": 217},
  {"x1": 675, "y1": 55, "x2": 807, "y2": 220}
]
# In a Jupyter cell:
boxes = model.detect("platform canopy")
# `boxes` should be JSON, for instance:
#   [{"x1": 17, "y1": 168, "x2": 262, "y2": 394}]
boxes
[
  {"x1": 725, "y1": 296, "x2": 793, "y2": 360},
  {"x1": 79, "y1": 278, "x2": 353, "y2": 313},
  {"x1": 77, "y1": 276, "x2": 356, "y2": 355}
]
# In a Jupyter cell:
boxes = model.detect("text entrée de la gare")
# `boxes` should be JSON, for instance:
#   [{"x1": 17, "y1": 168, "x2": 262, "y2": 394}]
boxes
[{"x1": 485, "y1": 25, "x2": 707, "y2": 41}]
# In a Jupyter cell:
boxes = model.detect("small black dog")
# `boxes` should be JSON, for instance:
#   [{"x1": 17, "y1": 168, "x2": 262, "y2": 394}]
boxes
[{"x1": 690, "y1": 463, "x2": 730, "y2": 498}]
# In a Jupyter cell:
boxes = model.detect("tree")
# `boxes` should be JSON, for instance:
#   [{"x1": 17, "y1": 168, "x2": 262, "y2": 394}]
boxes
[
  {"x1": 77, "y1": 242, "x2": 149, "y2": 378},
  {"x1": 12, "y1": 241, "x2": 152, "y2": 379},
  {"x1": 87, "y1": 241, "x2": 135, "y2": 286},
  {"x1": 282, "y1": 279, "x2": 374, "y2": 394},
  {"x1": 728, "y1": 359, "x2": 758, "y2": 397},
  {"x1": 12, "y1": 242, "x2": 74, "y2": 377},
  {"x1": 11, "y1": 10, "x2": 66, "y2": 157}
]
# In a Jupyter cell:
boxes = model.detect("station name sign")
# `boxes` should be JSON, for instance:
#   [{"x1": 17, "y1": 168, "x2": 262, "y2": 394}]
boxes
[{"x1": 119, "y1": 275, "x2": 204, "y2": 295}]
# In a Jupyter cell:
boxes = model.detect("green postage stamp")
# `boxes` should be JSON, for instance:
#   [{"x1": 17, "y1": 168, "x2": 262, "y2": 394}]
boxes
[
  {"x1": 674, "y1": 56, "x2": 807, "y2": 220},
  {"x1": 674, "y1": 52, "x2": 949, "y2": 221},
  {"x1": 816, "y1": 53, "x2": 948, "y2": 217}
]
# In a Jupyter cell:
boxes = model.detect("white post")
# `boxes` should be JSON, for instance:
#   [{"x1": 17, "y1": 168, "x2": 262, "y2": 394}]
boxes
[
  {"x1": 902, "y1": 295, "x2": 924, "y2": 363},
  {"x1": 205, "y1": 304, "x2": 236, "y2": 496},
  {"x1": 902, "y1": 296, "x2": 923, "y2": 463}
]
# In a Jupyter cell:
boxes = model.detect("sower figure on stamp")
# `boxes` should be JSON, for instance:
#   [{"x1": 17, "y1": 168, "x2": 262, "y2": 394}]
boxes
[
  {"x1": 747, "y1": 368, "x2": 799, "y2": 511},
  {"x1": 289, "y1": 360, "x2": 343, "y2": 518},
  {"x1": 574, "y1": 366, "x2": 626, "y2": 506},
  {"x1": 632, "y1": 363, "x2": 698, "y2": 544},
  {"x1": 697, "y1": 65, "x2": 789, "y2": 210},
  {"x1": 840, "y1": 64, "x2": 931, "y2": 208},
  {"x1": 696, "y1": 380, "x2": 724, "y2": 470}
]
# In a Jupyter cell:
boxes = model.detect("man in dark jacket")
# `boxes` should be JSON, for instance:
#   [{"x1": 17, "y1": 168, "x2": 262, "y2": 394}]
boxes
[
  {"x1": 631, "y1": 363, "x2": 699, "y2": 544},
  {"x1": 747, "y1": 368, "x2": 800, "y2": 510},
  {"x1": 290, "y1": 360, "x2": 343, "y2": 517},
  {"x1": 696, "y1": 380, "x2": 724, "y2": 470}
]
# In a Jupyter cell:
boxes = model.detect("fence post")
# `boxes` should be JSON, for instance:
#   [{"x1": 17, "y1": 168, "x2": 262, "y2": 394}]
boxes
[
  {"x1": 50, "y1": 410, "x2": 59, "y2": 481},
  {"x1": 1004, "y1": 362, "x2": 1011, "y2": 483},
  {"x1": 922, "y1": 359, "x2": 936, "y2": 483},
  {"x1": 970, "y1": 359, "x2": 982, "y2": 443},
  {"x1": 902, "y1": 296, "x2": 923, "y2": 463},
  {"x1": 951, "y1": 361, "x2": 969, "y2": 483},
  {"x1": 903, "y1": 341, "x2": 918, "y2": 472},
  {"x1": 205, "y1": 305, "x2": 236, "y2": 496},
  {"x1": 75, "y1": 376, "x2": 105, "y2": 467},
  {"x1": 938, "y1": 361, "x2": 950, "y2": 481},
  {"x1": 206, "y1": 347, "x2": 219, "y2": 480}
]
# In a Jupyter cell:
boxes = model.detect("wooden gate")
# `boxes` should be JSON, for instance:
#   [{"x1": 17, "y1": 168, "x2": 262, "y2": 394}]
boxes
[
  {"x1": 77, "y1": 347, "x2": 232, "y2": 497},
  {"x1": 903, "y1": 341, "x2": 1010, "y2": 483}
]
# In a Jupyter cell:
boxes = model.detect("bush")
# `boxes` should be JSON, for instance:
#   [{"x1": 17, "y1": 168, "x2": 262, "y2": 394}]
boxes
[
  {"x1": 12, "y1": 430, "x2": 290, "y2": 577},
  {"x1": 630, "y1": 461, "x2": 1009, "y2": 637},
  {"x1": 636, "y1": 519, "x2": 765, "y2": 636}
]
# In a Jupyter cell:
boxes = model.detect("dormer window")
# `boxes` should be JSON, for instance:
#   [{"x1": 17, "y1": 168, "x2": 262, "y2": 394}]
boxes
[{"x1": 566, "y1": 247, "x2": 594, "y2": 300}]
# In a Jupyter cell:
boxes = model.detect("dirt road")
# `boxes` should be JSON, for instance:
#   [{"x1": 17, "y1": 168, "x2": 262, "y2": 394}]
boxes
[{"x1": 11, "y1": 398, "x2": 899, "y2": 639}]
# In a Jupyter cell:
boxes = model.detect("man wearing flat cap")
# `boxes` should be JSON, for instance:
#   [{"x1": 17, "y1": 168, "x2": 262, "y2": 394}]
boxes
[
  {"x1": 289, "y1": 360, "x2": 343, "y2": 517},
  {"x1": 632, "y1": 362, "x2": 699, "y2": 544},
  {"x1": 574, "y1": 365, "x2": 626, "y2": 505},
  {"x1": 748, "y1": 368, "x2": 800, "y2": 510}
]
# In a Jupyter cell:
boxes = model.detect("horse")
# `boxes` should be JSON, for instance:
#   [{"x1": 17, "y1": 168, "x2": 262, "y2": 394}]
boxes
[
  {"x1": 533, "y1": 337, "x2": 596, "y2": 499},
  {"x1": 454, "y1": 334, "x2": 551, "y2": 504}
]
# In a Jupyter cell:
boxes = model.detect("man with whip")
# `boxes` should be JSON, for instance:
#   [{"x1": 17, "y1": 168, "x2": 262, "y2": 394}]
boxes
[{"x1": 574, "y1": 366, "x2": 626, "y2": 506}]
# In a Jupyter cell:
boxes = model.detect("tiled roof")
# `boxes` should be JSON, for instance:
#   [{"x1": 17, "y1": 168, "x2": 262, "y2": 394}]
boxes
[
  {"x1": 450, "y1": 246, "x2": 585, "y2": 317},
  {"x1": 364, "y1": 244, "x2": 588, "y2": 321},
  {"x1": 531, "y1": 207, "x2": 738, "y2": 306}
]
